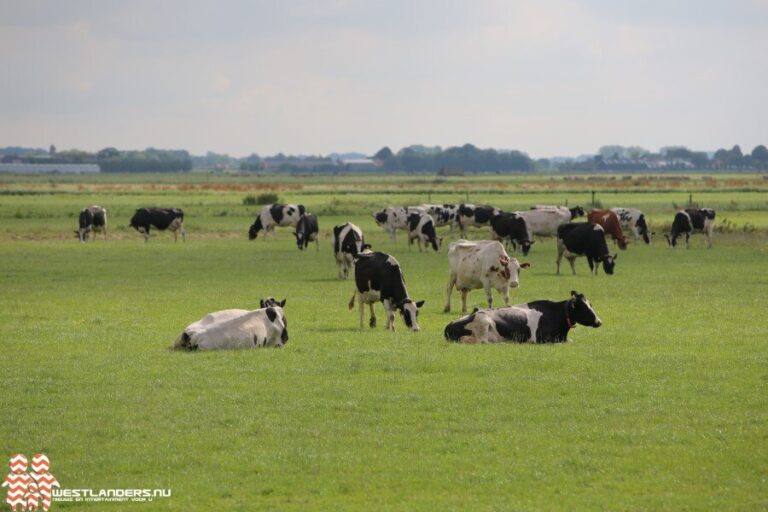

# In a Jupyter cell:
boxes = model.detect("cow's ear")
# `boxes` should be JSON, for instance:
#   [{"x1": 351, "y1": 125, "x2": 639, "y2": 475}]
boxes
[
  {"x1": 520, "y1": 262, "x2": 531, "y2": 269},
  {"x1": 415, "y1": 300, "x2": 425, "y2": 309},
  {"x1": 571, "y1": 290, "x2": 578, "y2": 297},
  {"x1": 259, "y1": 300, "x2": 266, "y2": 308},
  {"x1": 279, "y1": 299, "x2": 287, "y2": 308},
  {"x1": 265, "y1": 307, "x2": 277, "y2": 323},
  {"x1": 472, "y1": 306, "x2": 480, "y2": 313}
]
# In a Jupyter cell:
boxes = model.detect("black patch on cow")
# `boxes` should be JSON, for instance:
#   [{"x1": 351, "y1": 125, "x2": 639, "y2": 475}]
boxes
[
  {"x1": 473, "y1": 206, "x2": 497, "y2": 225},
  {"x1": 269, "y1": 204, "x2": 285, "y2": 224},
  {"x1": 375, "y1": 212, "x2": 388, "y2": 225},
  {"x1": 491, "y1": 308, "x2": 533, "y2": 342},
  {"x1": 353, "y1": 252, "x2": 410, "y2": 305},
  {"x1": 443, "y1": 314, "x2": 475, "y2": 341},
  {"x1": 558, "y1": 222, "x2": 615, "y2": 274},
  {"x1": 265, "y1": 307, "x2": 277, "y2": 323},
  {"x1": 295, "y1": 213, "x2": 319, "y2": 250}
]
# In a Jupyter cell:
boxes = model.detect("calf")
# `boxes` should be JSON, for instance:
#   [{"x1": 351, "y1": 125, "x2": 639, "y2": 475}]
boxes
[
  {"x1": 407, "y1": 212, "x2": 442, "y2": 252},
  {"x1": 515, "y1": 206, "x2": 582, "y2": 237},
  {"x1": 665, "y1": 208, "x2": 716, "y2": 248},
  {"x1": 373, "y1": 206, "x2": 411, "y2": 241},
  {"x1": 444, "y1": 290, "x2": 602, "y2": 344},
  {"x1": 420, "y1": 204, "x2": 460, "y2": 233},
  {"x1": 76, "y1": 205, "x2": 107, "y2": 242},
  {"x1": 557, "y1": 222, "x2": 617, "y2": 275},
  {"x1": 172, "y1": 305, "x2": 288, "y2": 350},
  {"x1": 587, "y1": 209, "x2": 629, "y2": 250},
  {"x1": 457, "y1": 204, "x2": 501, "y2": 237},
  {"x1": 333, "y1": 222, "x2": 368, "y2": 279},
  {"x1": 444, "y1": 240, "x2": 530, "y2": 313},
  {"x1": 348, "y1": 251, "x2": 424, "y2": 331},
  {"x1": 611, "y1": 207, "x2": 652, "y2": 244},
  {"x1": 249, "y1": 203, "x2": 306, "y2": 240},
  {"x1": 490, "y1": 212, "x2": 533, "y2": 255},
  {"x1": 294, "y1": 213, "x2": 319, "y2": 251},
  {"x1": 129, "y1": 207, "x2": 185, "y2": 242}
]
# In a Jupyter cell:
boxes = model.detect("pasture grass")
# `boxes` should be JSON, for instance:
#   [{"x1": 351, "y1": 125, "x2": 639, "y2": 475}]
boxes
[{"x1": 1, "y1": 173, "x2": 767, "y2": 510}]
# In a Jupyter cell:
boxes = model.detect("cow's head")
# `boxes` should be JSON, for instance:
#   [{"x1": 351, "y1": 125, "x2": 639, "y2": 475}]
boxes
[
  {"x1": 429, "y1": 236, "x2": 443, "y2": 252},
  {"x1": 520, "y1": 240, "x2": 534, "y2": 256},
  {"x1": 397, "y1": 298, "x2": 424, "y2": 331},
  {"x1": 260, "y1": 297, "x2": 287, "y2": 308},
  {"x1": 664, "y1": 233, "x2": 676, "y2": 247},
  {"x1": 75, "y1": 229, "x2": 89, "y2": 242},
  {"x1": 617, "y1": 236, "x2": 629, "y2": 250},
  {"x1": 637, "y1": 215, "x2": 652, "y2": 244},
  {"x1": 443, "y1": 311, "x2": 477, "y2": 342},
  {"x1": 601, "y1": 253, "x2": 617, "y2": 275},
  {"x1": 568, "y1": 290, "x2": 602, "y2": 328},
  {"x1": 494, "y1": 255, "x2": 529, "y2": 288},
  {"x1": 248, "y1": 217, "x2": 263, "y2": 240},
  {"x1": 570, "y1": 206, "x2": 586, "y2": 219},
  {"x1": 374, "y1": 211, "x2": 387, "y2": 226},
  {"x1": 264, "y1": 306, "x2": 288, "y2": 347}
]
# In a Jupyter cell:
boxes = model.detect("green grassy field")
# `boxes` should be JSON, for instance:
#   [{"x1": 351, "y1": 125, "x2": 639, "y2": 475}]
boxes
[{"x1": 1, "y1": 173, "x2": 767, "y2": 510}]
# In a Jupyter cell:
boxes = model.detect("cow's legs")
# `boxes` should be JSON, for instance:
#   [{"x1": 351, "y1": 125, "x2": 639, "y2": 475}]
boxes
[
  {"x1": 417, "y1": 238, "x2": 423, "y2": 253},
  {"x1": 408, "y1": 235, "x2": 413, "y2": 251},
  {"x1": 484, "y1": 283, "x2": 494, "y2": 308},
  {"x1": 567, "y1": 257, "x2": 577, "y2": 275},
  {"x1": 315, "y1": 237, "x2": 320, "y2": 251},
  {"x1": 358, "y1": 293, "x2": 365, "y2": 329},
  {"x1": 180, "y1": 223, "x2": 186, "y2": 242},
  {"x1": 383, "y1": 299, "x2": 395, "y2": 331},
  {"x1": 368, "y1": 303, "x2": 376, "y2": 328},
  {"x1": 460, "y1": 289, "x2": 469, "y2": 314},
  {"x1": 502, "y1": 285, "x2": 510, "y2": 307},
  {"x1": 444, "y1": 274, "x2": 457, "y2": 313},
  {"x1": 685, "y1": 233, "x2": 690, "y2": 249},
  {"x1": 556, "y1": 240, "x2": 565, "y2": 274},
  {"x1": 139, "y1": 226, "x2": 150, "y2": 242},
  {"x1": 705, "y1": 227, "x2": 713, "y2": 248}
]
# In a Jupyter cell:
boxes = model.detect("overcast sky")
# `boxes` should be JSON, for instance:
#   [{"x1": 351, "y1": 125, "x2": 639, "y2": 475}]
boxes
[{"x1": 1, "y1": 0, "x2": 766, "y2": 158}]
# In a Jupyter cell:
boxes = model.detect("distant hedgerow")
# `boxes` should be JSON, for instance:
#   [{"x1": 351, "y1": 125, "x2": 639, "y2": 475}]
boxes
[{"x1": 243, "y1": 192, "x2": 279, "y2": 206}]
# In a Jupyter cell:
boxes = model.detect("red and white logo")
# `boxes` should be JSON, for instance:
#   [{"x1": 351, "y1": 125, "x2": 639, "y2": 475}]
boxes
[{"x1": 2, "y1": 454, "x2": 59, "y2": 511}]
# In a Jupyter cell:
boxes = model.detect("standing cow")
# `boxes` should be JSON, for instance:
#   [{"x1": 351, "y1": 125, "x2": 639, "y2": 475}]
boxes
[
  {"x1": 515, "y1": 206, "x2": 584, "y2": 237},
  {"x1": 294, "y1": 213, "x2": 319, "y2": 251},
  {"x1": 348, "y1": 251, "x2": 424, "y2": 331},
  {"x1": 611, "y1": 207, "x2": 652, "y2": 244},
  {"x1": 490, "y1": 212, "x2": 533, "y2": 255},
  {"x1": 374, "y1": 206, "x2": 412, "y2": 241},
  {"x1": 420, "y1": 204, "x2": 460, "y2": 233},
  {"x1": 587, "y1": 209, "x2": 629, "y2": 250},
  {"x1": 444, "y1": 239, "x2": 530, "y2": 313},
  {"x1": 557, "y1": 222, "x2": 616, "y2": 275},
  {"x1": 457, "y1": 204, "x2": 501, "y2": 237},
  {"x1": 75, "y1": 205, "x2": 107, "y2": 242},
  {"x1": 333, "y1": 223, "x2": 369, "y2": 279},
  {"x1": 407, "y1": 211, "x2": 442, "y2": 252},
  {"x1": 249, "y1": 203, "x2": 306, "y2": 240},
  {"x1": 172, "y1": 305, "x2": 288, "y2": 350},
  {"x1": 129, "y1": 207, "x2": 185, "y2": 242},
  {"x1": 665, "y1": 208, "x2": 716, "y2": 248}
]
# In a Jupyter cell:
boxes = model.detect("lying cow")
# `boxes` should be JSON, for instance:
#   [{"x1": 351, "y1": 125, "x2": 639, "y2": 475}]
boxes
[
  {"x1": 490, "y1": 212, "x2": 533, "y2": 255},
  {"x1": 514, "y1": 205, "x2": 583, "y2": 237},
  {"x1": 665, "y1": 208, "x2": 715, "y2": 248},
  {"x1": 557, "y1": 222, "x2": 616, "y2": 275},
  {"x1": 172, "y1": 304, "x2": 288, "y2": 350},
  {"x1": 348, "y1": 251, "x2": 424, "y2": 331},
  {"x1": 611, "y1": 207, "x2": 651, "y2": 244},
  {"x1": 249, "y1": 203, "x2": 306, "y2": 240},
  {"x1": 420, "y1": 204, "x2": 460, "y2": 233},
  {"x1": 407, "y1": 211, "x2": 442, "y2": 252},
  {"x1": 294, "y1": 213, "x2": 319, "y2": 251},
  {"x1": 444, "y1": 290, "x2": 602, "y2": 344},
  {"x1": 444, "y1": 239, "x2": 530, "y2": 313},
  {"x1": 374, "y1": 206, "x2": 412, "y2": 241},
  {"x1": 130, "y1": 207, "x2": 185, "y2": 242},
  {"x1": 333, "y1": 222, "x2": 369, "y2": 279},
  {"x1": 587, "y1": 209, "x2": 628, "y2": 250},
  {"x1": 457, "y1": 204, "x2": 501, "y2": 237},
  {"x1": 76, "y1": 205, "x2": 107, "y2": 242}
]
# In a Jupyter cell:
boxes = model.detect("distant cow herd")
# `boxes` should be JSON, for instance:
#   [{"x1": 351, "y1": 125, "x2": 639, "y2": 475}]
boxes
[{"x1": 73, "y1": 200, "x2": 716, "y2": 347}]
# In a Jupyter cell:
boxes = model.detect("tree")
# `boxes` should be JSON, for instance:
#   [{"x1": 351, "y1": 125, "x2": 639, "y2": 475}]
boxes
[{"x1": 751, "y1": 145, "x2": 768, "y2": 166}]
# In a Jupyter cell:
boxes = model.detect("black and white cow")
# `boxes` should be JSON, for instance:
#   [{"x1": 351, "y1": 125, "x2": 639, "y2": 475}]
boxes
[
  {"x1": 129, "y1": 207, "x2": 185, "y2": 242},
  {"x1": 333, "y1": 222, "x2": 369, "y2": 279},
  {"x1": 172, "y1": 305, "x2": 288, "y2": 350},
  {"x1": 420, "y1": 204, "x2": 460, "y2": 233},
  {"x1": 294, "y1": 213, "x2": 319, "y2": 251},
  {"x1": 490, "y1": 212, "x2": 533, "y2": 255},
  {"x1": 611, "y1": 207, "x2": 652, "y2": 244},
  {"x1": 76, "y1": 205, "x2": 107, "y2": 242},
  {"x1": 557, "y1": 222, "x2": 617, "y2": 275},
  {"x1": 444, "y1": 291, "x2": 602, "y2": 344},
  {"x1": 665, "y1": 208, "x2": 716, "y2": 248},
  {"x1": 457, "y1": 204, "x2": 502, "y2": 237},
  {"x1": 348, "y1": 251, "x2": 424, "y2": 331},
  {"x1": 407, "y1": 211, "x2": 442, "y2": 252},
  {"x1": 374, "y1": 206, "x2": 411, "y2": 241},
  {"x1": 531, "y1": 205, "x2": 586, "y2": 219},
  {"x1": 249, "y1": 203, "x2": 306, "y2": 240}
]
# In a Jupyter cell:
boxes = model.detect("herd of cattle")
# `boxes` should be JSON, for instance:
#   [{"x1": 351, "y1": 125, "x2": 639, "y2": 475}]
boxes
[{"x1": 74, "y1": 201, "x2": 717, "y2": 347}]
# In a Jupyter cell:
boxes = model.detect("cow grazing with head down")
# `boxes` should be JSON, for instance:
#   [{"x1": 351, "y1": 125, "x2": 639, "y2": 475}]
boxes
[
  {"x1": 611, "y1": 207, "x2": 652, "y2": 244},
  {"x1": 294, "y1": 213, "x2": 319, "y2": 251},
  {"x1": 444, "y1": 239, "x2": 530, "y2": 313},
  {"x1": 374, "y1": 206, "x2": 412, "y2": 241},
  {"x1": 172, "y1": 305, "x2": 288, "y2": 350},
  {"x1": 76, "y1": 205, "x2": 107, "y2": 242},
  {"x1": 444, "y1": 290, "x2": 602, "y2": 344},
  {"x1": 407, "y1": 211, "x2": 442, "y2": 252},
  {"x1": 514, "y1": 205, "x2": 584, "y2": 237},
  {"x1": 333, "y1": 222, "x2": 369, "y2": 279},
  {"x1": 457, "y1": 204, "x2": 501, "y2": 237},
  {"x1": 130, "y1": 207, "x2": 185, "y2": 242},
  {"x1": 587, "y1": 209, "x2": 629, "y2": 250},
  {"x1": 665, "y1": 208, "x2": 715, "y2": 248},
  {"x1": 557, "y1": 222, "x2": 617, "y2": 275},
  {"x1": 348, "y1": 251, "x2": 424, "y2": 331},
  {"x1": 249, "y1": 203, "x2": 306, "y2": 240},
  {"x1": 490, "y1": 212, "x2": 533, "y2": 255}
]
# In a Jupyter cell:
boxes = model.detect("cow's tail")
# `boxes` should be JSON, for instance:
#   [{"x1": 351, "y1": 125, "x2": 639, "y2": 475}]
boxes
[{"x1": 348, "y1": 292, "x2": 357, "y2": 310}]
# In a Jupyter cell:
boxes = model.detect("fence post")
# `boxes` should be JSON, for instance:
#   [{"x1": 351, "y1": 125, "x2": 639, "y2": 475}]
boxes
[{"x1": 591, "y1": 190, "x2": 596, "y2": 207}]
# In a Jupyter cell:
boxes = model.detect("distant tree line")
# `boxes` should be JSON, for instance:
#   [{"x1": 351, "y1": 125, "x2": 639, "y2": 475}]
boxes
[
  {"x1": 373, "y1": 144, "x2": 534, "y2": 173},
  {"x1": 0, "y1": 147, "x2": 192, "y2": 172}
]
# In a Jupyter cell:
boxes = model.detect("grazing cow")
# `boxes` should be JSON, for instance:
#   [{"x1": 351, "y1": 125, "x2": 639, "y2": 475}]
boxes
[
  {"x1": 420, "y1": 204, "x2": 460, "y2": 233},
  {"x1": 444, "y1": 290, "x2": 602, "y2": 344},
  {"x1": 514, "y1": 206, "x2": 583, "y2": 237},
  {"x1": 333, "y1": 222, "x2": 369, "y2": 279},
  {"x1": 75, "y1": 205, "x2": 107, "y2": 242},
  {"x1": 407, "y1": 211, "x2": 442, "y2": 252},
  {"x1": 129, "y1": 207, "x2": 185, "y2": 242},
  {"x1": 665, "y1": 208, "x2": 716, "y2": 248},
  {"x1": 557, "y1": 222, "x2": 617, "y2": 275},
  {"x1": 249, "y1": 203, "x2": 306, "y2": 240},
  {"x1": 457, "y1": 204, "x2": 501, "y2": 237},
  {"x1": 444, "y1": 240, "x2": 530, "y2": 313},
  {"x1": 260, "y1": 297, "x2": 287, "y2": 308},
  {"x1": 172, "y1": 305, "x2": 288, "y2": 350},
  {"x1": 348, "y1": 251, "x2": 424, "y2": 331},
  {"x1": 373, "y1": 206, "x2": 412, "y2": 241},
  {"x1": 587, "y1": 209, "x2": 629, "y2": 250},
  {"x1": 490, "y1": 212, "x2": 534, "y2": 255},
  {"x1": 611, "y1": 207, "x2": 652, "y2": 244},
  {"x1": 294, "y1": 213, "x2": 319, "y2": 251}
]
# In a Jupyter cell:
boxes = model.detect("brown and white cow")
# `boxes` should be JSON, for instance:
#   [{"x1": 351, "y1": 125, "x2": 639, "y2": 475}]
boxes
[{"x1": 587, "y1": 209, "x2": 628, "y2": 250}]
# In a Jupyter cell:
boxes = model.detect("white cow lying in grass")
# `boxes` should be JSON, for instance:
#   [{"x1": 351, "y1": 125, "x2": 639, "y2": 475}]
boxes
[{"x1": 172, "y1": 303, "x2": 288, "y2": 350}]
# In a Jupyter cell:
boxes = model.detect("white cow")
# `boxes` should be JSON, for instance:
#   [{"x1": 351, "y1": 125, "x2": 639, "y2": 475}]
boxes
[
  {"x1": 444, "y1": 239, "x2": 530, "y2": 313},
  {"x1": 610, "y1": 207, "x2": 652, "y2": 244},
  {"x1": 172, "y1": 306, "x2": 288, "y2": 350},
  {"x1": 374, "y1": 206, "x2": 413, "y2": 241},
  {"x1": 514, "y1": 208, "x2": 577, "y2": 237}
]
